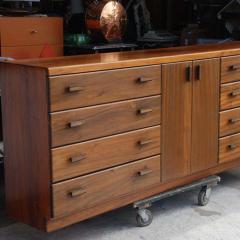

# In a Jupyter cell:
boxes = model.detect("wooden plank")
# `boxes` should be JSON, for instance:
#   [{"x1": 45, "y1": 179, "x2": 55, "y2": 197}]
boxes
[
  {"x1": 52, "y1": 126, "x2": 161, "y2": 182},
  {"x1": 52, "y1": 156, "x2": 161, "y2": 217},
  {"x1": 221, "y1": 82, "x2": 240, "y2": 111},
  {"x1": 0, "y1": 63, "x2": 51, "y2": 231},
  {"x1": 219, "y1": 133, "x2": 240, "y2": 164},
  {"x1": 14, "y1": 42, "x2": 240, "y2": 76},
  {"x1": 49, "y1": 66, "x2": 161, "y2": 111},
  {"x1": 0, "y1": 17, "x2": 63, "y2": 47},
  {"x1": 1, "y1": 45, "x2": 63, "y2": 59},
  {"x1": 51, "y1": 96, "x2": 161, "y2": 147},
  {"x1": 222, "y1": 55, "x2": 240, "y2": 84},
  {"x1": 162, "y1": 62, "x2": 192, "y2": 182},
  {"x1": 220, "y1": 108, "x2": 240, "y2": 137},
  {"x1": 191, "y1": 58, "x2": 220, "y2": 173}
]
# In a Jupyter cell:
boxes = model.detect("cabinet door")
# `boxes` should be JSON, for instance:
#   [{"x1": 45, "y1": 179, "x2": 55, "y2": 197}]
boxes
[
  {"x1": 162, "y1": 62, "x2": 192, "y2": 182},
  {"x1": 191, "y1": 59, "x2": 220, "y2": 173}
]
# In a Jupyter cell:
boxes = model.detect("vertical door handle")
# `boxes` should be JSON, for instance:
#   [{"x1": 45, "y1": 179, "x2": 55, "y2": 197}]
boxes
[
  {"x1": 195, "y1": 65, "x2": 201, "y2": 81},
  {"x1": 186, "y1": 66, "x2": 191, "y2": 82}
]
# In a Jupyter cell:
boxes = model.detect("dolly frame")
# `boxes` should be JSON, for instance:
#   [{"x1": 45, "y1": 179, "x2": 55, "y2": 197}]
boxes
[{"x1": 133, "y1": 175, "x2": 221, "y2": 227}]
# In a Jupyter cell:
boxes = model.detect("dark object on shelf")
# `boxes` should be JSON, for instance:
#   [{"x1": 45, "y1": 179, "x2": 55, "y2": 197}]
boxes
[
  {"x1": 225, "y1": 19, "x2": 240, "y2": 39},
  {"x1": 181, "y1": 24, "x2": 199, "y2": 46},
  {"x1": 217, "y1": 0, "x2": 240, "y2": 40},
  {"x1": 85, "y1": 0, "x2": 127, "y2": 43},
  {"x1": 218, "y1": 0, "x2": 240, "y2": 19},
  {"x1": 128, "y1": 0, "x2": 179, "y2": 46},
  {"x1": 138, "y1": 31, "x2": 179, "y2": 49},
  {"x1": 0, "y1": 7, "x2": 39, "y2": 15},
  {"x1": 65, "y1": 42, "x2": 138, "y2": 55},
  {"x1": 64, "y1": 34, "x2": 91, "y2": 46}
]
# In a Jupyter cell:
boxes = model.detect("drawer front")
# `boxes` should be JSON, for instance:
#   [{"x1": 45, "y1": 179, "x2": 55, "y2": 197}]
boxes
[
  {"x1": 52, "y1": 156, "x2": 161, "y2": 217},
  {"x1": 221, "y1": 82, "x2": 240, "y2": 111},
  {"x1": 52, "y1": 126, "x2": 161, "y2": 182},
  {"x1": 0, "y1": 17, "x2": 63, "y2": 47},
  {"x1": 49, "y1": 66, "x2": 161, "y2": 112},
  {"x1": 222, "y1": 56, "x2": 240, "y2": 84},
  {"x1": 220, "y1": 108, "x2": 240, "y2": 137},
  {"x1": 1, "y1": 45, "x2": 63, "y2": 59},
  {"x1": 219, "y1": 134, "x2": 240, "y2": 163},
  {"x1": 51, "y1": 96, "x2": 161, "y2": 147}
]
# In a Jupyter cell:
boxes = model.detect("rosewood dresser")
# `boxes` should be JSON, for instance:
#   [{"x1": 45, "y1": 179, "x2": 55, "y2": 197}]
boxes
[{"x1": 1, "y1": 42, "x2": 240, "y2": 231}]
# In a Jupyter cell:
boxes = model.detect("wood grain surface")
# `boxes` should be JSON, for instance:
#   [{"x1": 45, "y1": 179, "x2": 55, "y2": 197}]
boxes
[
  {"x1": 49, "y1": 66, "x2": 161, "y2": 111},
  {"x1": 0, "y1": 63, "x2": 51, "y2": 231},
  {"x1": 191, "y1": 58, "x2": 219, "y2": 173},
  {"x1": 52, "y1": 126, "x2": 161, "y2": 182},
  {"x1": 222, "y1": 55, "x2": 240, "y2": 83},
  {"x1": 219, "y1": 133, "x2": 240, "y2": 163},
  {"x1": 51, "y1": 96, "x2": 161, "y2": 147},
  {"x1": 220, "y1": 108, "x2": 240, "y2": 137},
  {"x1": 16, "y1": 42, "x2": 240, "y2": 76},
  {"x1": 0, "y1": 17, "x2": 63, "y2": 47},
  {"x1": 52, "y1": 156, "x2": 161, "y2": 217},
  {"x1": 221, "y1": 82, "x2": 240, "y2": 110},
  {"x1": 162, "y1": 62, "x2": 192, "y2": 182}
]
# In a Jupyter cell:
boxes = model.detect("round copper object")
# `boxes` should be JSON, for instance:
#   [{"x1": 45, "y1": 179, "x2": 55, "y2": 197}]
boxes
[{"x1": 86, "y1": 0, "x2": 127, "y2": 42}]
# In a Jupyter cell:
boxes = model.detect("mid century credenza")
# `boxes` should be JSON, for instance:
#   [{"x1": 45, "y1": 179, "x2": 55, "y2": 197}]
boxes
[{"x1": 1, "y1": 42, "x2": 240, "y2": 231}]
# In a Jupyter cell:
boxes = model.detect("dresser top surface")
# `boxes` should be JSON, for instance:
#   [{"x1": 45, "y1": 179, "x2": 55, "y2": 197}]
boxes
[{"x1": 10, "y1": 42, "x2": 240, "y2": 76}]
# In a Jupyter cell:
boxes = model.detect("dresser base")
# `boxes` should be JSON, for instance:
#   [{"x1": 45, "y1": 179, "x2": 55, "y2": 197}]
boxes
[{"x1": 46, "y1": 159, "x2": 240, "y2": 232}]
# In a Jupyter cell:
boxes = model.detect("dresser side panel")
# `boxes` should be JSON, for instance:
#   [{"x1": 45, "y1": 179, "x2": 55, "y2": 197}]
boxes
[{"x1": 0, "y1": 63, "x2": 51, "y2": 230}]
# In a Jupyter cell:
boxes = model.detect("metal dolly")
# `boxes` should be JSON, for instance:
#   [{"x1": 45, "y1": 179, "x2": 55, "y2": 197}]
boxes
[{"x1": 133, "y1": 175, "x2": 221, "y2": 227}]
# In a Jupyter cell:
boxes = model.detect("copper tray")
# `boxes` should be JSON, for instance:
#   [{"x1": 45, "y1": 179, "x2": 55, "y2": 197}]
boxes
[{"x1": 86, "y1": 0, "x2": 127, "y2": 42}]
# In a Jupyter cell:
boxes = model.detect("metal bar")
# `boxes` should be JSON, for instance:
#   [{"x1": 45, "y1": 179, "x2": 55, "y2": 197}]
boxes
[{"x1": 133, "y1": 175, "x2": 221, "y2": 209}]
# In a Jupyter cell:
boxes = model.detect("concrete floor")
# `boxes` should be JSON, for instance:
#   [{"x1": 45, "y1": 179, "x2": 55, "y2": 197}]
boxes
[{"x1": 1, "y1": 169, "x2": 240, "y2": 240}]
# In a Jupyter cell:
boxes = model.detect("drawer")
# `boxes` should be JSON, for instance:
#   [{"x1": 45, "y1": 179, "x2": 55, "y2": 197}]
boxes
[
  {"x1": 52, "y1": 126, "x2": 161, "y2": 182},
  {"x1": 219, "y1": 134, "x2": 240, "y2": 163},
  {"x1": 221, "y1": 82, "x2": 240, "y2": 111},
  {"x1": 49, "y1": 66, "x2": 161, "y2": 112},
  {"x1": 222, "y1": 56, "x2": 240, "y2": 84},
  {"x1": 0, "y1": 17, "x2": 63, "y2": 47},
  {"x1": 52, "y1": 155, "x2": 161, "y2": 217},
  {"x1": 1, "y1": 45, "x2": 63, "y2": 60},
  {"x1": 220, "y1": 108, "x2": 240, "y2": 137},
  {"x1": 51, "y1": 96, "x2": 161, "y2": 147}
]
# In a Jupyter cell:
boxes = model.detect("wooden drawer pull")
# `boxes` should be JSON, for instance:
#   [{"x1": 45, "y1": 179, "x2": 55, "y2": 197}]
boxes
[
  {"x1": 230, "y1": 65, "x2": 240, "y2": 71},
  {"x1": 195, "y1": 65, "x2": 201, "y2": 81},
  {"x1": 138, "y1": 139, "x2": 153, "y2": 146},
  {"x1": 68, "y1": 86, "x2": 84, "y2": 93},
  {"x1": 228, "y1": 144, "x2": 239, "y2": 150},
  {"x1": 69, "y1": 154, "x2": 86, "y2": 163},
  {"x1": 138, "y1": 169, "x2": 153, "y2": 176},
  {"x1": 138, "y1": 108, "x2": 153, "y2": 115},
  {"x1": 69, "y1": 188, "x2": 86, "y2": 198},
  {"x1": 186, "y1": 66, "x2": 191, "y2": 82},
  {"x1": 229, "y1": 118, "x2": 240, "y2": 124},
  {"x1": 137, "y1": 77, "x2": 154, "y2": 83},
  {"x1": 69, "y1": 120, "x2": 85, "y2": 128},
  {"x1": 229, "y1": 89, "x2": 240, "y2": 97},
  {"x1": 30, "y1": 30, "x2": 38, "y2": 34}
]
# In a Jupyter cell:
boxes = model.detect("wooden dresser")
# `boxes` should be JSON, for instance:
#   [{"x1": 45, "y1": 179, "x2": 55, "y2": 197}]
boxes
[
  {"x1": 1, "y1": 42, "x2": 240, "y2": 232},
  {"x1": 0, "y1": 17, "x2": 63, "y2": 59}
]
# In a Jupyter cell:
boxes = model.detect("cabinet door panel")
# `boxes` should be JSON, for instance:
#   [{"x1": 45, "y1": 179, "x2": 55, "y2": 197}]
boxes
[
  {"x1": 191, "y1": 59, "x2": 220, "y2": 173},
  {"x1": 162, "y1": 62, "x2": 192, "y2": 182}
]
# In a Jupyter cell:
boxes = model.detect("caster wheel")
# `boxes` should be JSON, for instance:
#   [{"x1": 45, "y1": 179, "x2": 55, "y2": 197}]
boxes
[
  {"x1": 198, "y1": 187, "x2": 211, "y2": 206},
  {"x1": 136, "y1": 209, "x2": 153, "y2": 227}
]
